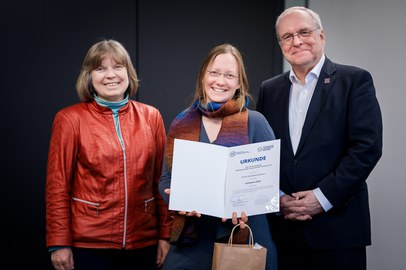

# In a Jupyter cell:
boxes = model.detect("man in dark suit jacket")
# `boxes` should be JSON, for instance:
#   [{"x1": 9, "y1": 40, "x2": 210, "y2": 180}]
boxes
[{"x1": 256, "y1": 6, "x2": 382, "y2": 270}]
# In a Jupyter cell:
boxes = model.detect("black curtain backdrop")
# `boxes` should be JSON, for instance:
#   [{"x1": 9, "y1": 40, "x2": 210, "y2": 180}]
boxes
[{"x1": 1, "y1": 0, "x2": 283, "y2": 268}]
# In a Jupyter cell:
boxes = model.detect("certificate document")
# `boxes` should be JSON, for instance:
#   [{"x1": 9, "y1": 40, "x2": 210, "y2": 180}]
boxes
[{"x1": 169, "y1": 138, "x2": 280, "y2": 218}]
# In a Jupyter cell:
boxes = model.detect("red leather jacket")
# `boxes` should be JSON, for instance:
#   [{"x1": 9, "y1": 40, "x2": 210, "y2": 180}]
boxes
[{"x1": 46, "y1": 100, "x2": 172, "y2": 249}]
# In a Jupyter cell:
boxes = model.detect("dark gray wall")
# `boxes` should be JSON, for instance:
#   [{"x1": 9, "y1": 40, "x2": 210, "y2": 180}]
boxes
[
  {"x1": 1, "y1": 0, "x2": 283, "y2": 268},
  {"x1": 2, "y1": 1, "x2": 137, "y2": 268},
  {"x1": 137, "y1": 1, "x2": 283, "y2": 129},
  {"x1": 309, "y1": 0, "x2": 406, "y2": 269}
]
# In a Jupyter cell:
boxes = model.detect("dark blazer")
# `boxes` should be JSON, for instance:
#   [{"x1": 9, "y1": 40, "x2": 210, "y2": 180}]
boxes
[{"x1": 257, "y1": 57, "x2": 382, "y2": 249}]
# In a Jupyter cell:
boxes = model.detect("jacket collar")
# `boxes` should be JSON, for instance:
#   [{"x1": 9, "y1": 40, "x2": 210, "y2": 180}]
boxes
[{"x1": 88, "y1": 99, "x2": 131, "y2": 115}]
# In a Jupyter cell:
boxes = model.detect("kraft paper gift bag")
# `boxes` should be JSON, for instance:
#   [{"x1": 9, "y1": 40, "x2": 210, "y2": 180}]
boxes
[{"x1": 212, "y1": 224, "x2": 267, "y2": 270}]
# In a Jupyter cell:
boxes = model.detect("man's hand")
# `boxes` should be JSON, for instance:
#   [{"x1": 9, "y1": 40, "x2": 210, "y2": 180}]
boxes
[{"x1": 280, "y1": 191, "x2": 323, "y2": 221}]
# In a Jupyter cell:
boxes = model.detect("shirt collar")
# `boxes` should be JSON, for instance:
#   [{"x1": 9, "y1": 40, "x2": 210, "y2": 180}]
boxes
[{"x1": 289, "y1": 54, "x2": 326, "y2": 83}]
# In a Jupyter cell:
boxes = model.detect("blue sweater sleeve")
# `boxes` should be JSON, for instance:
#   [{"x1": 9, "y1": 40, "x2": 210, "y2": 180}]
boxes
[{"x1": 247, "y1": 110, "x2": 276, "y2": 143}]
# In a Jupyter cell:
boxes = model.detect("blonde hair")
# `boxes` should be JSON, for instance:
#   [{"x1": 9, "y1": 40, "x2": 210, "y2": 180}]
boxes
[
  {"x1": 76, "y1": 39, "x2": 139, "y2": 101},
  {"x1": 193, "y1": 43, "x2": 250, "y2": 111}
]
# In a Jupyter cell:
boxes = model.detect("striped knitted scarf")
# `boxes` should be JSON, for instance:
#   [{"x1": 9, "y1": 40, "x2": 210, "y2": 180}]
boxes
[{"x1": 165, "y1": 98, "x2": 249, "y2": 243}]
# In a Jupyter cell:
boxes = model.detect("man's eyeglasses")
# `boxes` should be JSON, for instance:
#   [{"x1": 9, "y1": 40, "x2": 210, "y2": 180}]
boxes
[
  {"x1": 278, "y1": 28, "x2": 319, "y2": 45},
  {"x1": 207, "y1": 70, "x2": 238, "y2": 80}
]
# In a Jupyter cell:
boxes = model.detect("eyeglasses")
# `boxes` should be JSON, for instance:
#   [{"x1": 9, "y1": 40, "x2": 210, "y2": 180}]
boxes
[
  {"x1": 207, "y1": 70, "x2": 238, "y2": 80},
  {"x1": 278, "y1": 28, "x2": 319, "y2": 45}
]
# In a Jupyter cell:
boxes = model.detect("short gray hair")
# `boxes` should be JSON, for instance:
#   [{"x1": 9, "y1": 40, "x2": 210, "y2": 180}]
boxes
[{"x1": 275, "y1": 6, "x2": 323, "y2": 38}]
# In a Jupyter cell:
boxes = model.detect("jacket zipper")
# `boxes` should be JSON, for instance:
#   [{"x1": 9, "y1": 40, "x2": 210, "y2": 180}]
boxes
[
  {"x1": 122, "y1": 146, "x2": 127, "y2": 248},
  {"x1": 72, "y1": 197, "x2": 100, "y2": 215},
  {"x1": 116, "y1": 114, "x2": 128, "y2": 248}
]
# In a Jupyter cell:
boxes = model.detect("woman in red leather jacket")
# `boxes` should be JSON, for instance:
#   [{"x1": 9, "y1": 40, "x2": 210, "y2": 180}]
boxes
[{"x1": 45, "y1": 39, "x2": 173, "y2": 270}]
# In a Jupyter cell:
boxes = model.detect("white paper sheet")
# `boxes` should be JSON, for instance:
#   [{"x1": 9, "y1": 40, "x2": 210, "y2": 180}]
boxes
[{"x1": 169, "y1": 139, "x2": 280, "y2": 218}]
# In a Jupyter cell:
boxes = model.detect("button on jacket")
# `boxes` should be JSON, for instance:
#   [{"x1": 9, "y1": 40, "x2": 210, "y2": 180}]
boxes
[{"x1": 46, "y1": 99, "x2": 172, "y2": 250}]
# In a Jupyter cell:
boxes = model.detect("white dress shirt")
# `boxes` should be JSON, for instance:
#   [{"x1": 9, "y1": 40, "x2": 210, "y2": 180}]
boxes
[{"x1": 287, "y1": 55, "x2": 333, "y2": 212}]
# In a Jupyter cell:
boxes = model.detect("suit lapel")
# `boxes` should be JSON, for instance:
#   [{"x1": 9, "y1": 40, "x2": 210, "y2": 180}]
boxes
[{"x1": 278, "y1": 73, "x2": 295, "y2": 156}]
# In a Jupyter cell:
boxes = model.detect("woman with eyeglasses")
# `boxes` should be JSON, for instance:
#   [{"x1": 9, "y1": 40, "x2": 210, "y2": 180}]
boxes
[{"x1": 158, "y1": 43, "x2": 278, "y2": 270}]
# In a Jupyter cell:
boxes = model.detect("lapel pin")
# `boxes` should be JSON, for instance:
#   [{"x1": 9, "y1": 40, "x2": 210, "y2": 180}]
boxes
[{"x1": 324, "y1": 78, "x2": 330, "y2": 84}]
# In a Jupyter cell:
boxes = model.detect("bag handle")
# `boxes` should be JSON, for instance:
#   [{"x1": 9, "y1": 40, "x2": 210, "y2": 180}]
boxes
[{"x1": 228, "y1": 224, "x2": 254, "y2": 247}]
